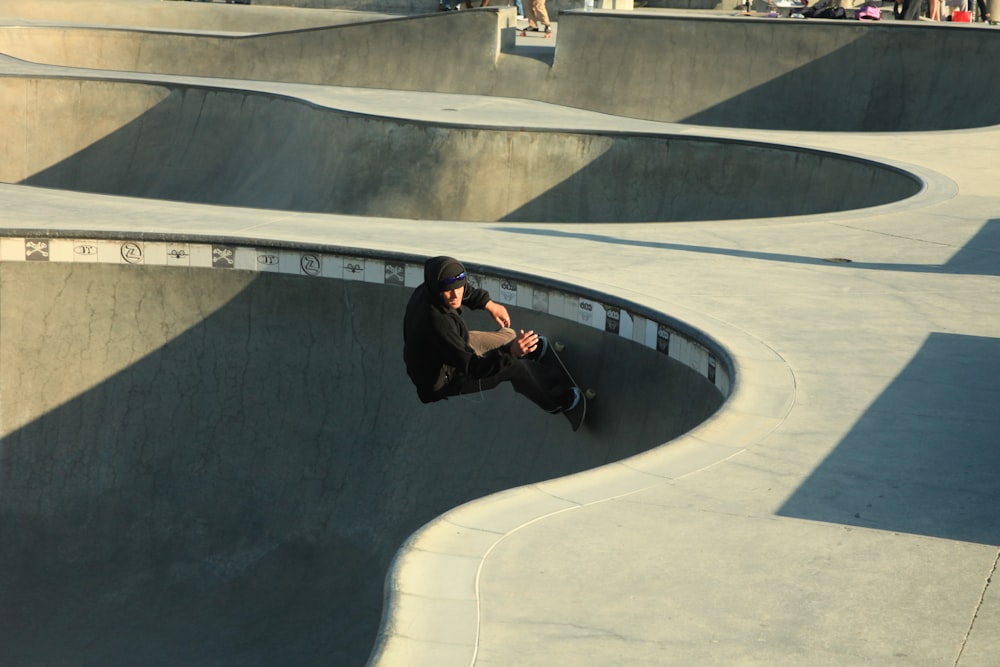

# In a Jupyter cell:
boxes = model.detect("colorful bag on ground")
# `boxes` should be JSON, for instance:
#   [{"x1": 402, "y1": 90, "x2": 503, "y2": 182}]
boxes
[{"x1": 855, "y1": 2, "x2": 882, "y2": 18}]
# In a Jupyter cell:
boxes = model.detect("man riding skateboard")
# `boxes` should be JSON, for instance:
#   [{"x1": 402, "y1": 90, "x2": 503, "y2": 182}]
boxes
[{"x1": 403, "y1": 256, "x2": 581, "y2": 418}]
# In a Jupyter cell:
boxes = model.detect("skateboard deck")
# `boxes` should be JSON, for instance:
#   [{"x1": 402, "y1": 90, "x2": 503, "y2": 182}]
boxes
[
  {"x1": 537, "y1": 339, "x2": 592, "y2": 431},
  {"x1": 518, "y1": 28, "x2": 553, "y2": 38}
]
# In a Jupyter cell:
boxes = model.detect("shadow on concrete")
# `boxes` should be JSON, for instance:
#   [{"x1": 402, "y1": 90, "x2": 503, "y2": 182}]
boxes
[
  {"x1": 778, "y1": 332, "x2": 1000, "y2": 546},
  {"x1": 9, "y1": 78, "x2": 918, "y2": 223},
  {"x1": 494, "y1": 218, "x2": 1000, "y2": 277},
  {"x1": 682, "y1": 27, "x2": 1000, "y2": 132},
  {"x1": 509, "y1": 42, "x2": 556, "y2": 65},
  {"x1": 0, "y1": 261, "x2": 721, "y2": 665},
  {"x1": 495, "y1": 133, "x2": 918, "y2": 222}
]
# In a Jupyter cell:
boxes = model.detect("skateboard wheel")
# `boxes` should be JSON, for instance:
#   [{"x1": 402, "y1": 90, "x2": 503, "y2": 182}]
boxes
[
  {"x1": 553, "y1": 341, "x2": 565, "y2": 353},
  {"x1": 585, "y1": 389, "x2": 597, "y2": 400}
]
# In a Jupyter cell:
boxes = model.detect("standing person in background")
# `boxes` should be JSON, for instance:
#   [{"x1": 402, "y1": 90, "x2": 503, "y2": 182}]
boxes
[
  {"x1": 899, "y1": 0, "x2": 925, "y2": 19},
  {"x1": 523, "y1": 0, "x2": 551, "y2": 33}
]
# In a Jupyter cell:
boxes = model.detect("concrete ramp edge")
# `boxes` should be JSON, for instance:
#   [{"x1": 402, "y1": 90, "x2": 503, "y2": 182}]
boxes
[{"x1": 369, "y1": 286, "x2": 796, "y2": 666}]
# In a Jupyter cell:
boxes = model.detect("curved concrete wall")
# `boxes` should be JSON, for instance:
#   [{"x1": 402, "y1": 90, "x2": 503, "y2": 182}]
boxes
[
  {"x1": 1, "y1": 6, "x2": 998, "y2": 131},
  {"x1": 0, "y1": 0, "x2": 394, "y2": 31},
  {"x1": 0, "y1": 237, "x2": 725, "y2": 664},
  {"x1": 0, "y1": 77, "x2": 920, "y2": 221},
  {"x1": 0, "y1": 11, "x2": 513, "y2": 94},
  {"x1": 550, "y1": 13, "x2": 1000, "y2": 131}
]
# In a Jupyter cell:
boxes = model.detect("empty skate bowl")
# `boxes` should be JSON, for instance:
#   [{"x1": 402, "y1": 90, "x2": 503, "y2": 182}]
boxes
[
  {"x1": 0, "y1": 243, "x2": 727, "y2": 665},
  {"x1": 0, "y1": 77, "x2": 921, "y2": 222}
]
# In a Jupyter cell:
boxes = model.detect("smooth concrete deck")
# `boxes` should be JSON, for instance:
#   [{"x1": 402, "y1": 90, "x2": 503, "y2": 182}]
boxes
[{"x1": 1, "y1": 1, "x2": 998, "y2": 666}]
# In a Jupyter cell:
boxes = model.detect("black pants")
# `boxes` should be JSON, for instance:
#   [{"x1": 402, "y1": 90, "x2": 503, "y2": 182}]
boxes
[
  {"x1": 451, "y1": 357, "x2": 568, "y2": 412},
  {"x1": 900, "y1": 0, "x2": 925, "y2": 19},
  {"x1": 450, "y1": 329, "x2": 569, "y2": 412}
]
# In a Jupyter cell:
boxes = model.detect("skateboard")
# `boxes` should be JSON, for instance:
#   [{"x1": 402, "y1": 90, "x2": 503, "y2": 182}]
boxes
[
  {"x1": 537, "y1": 339, "x2": 595, "y2": 431},
  {"x1": 518, "y1": 27, "x2": 553, "y2": 38}
]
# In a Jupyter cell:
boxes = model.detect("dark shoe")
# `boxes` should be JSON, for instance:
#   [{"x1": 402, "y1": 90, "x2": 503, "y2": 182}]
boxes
[
  {"x1": 560, "y1": 387, "x2": 586, "y2": 430},
  {"x1": 560, "y1": 387, "x2": 582, "y2": 413},
  {"x1": 526, "y1": 335, "x2": 549, "y2": 361},
  {"x1": 543, "y1": 24, "x2": 551, "y2": 33},
  {"x1": 546, "y1": 387, "x2": 580, "y2": 414}
]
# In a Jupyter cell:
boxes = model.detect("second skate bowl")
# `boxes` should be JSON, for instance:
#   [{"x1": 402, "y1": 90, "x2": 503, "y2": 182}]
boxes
[
  {"x1": 2, "y1": 4, "x2": 1000, "y2": 131},
  {"x1": 0, "y1": 250, "x2": 725, "y2": 665},
  {"x1": 0, "y1": 77, "x2": 921, "y2": 222}
]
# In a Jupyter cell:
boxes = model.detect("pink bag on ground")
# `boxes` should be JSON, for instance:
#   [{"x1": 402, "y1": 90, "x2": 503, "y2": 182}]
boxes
[{"x1": 855, "y1": 3, "x2": 882, "y2": 18}]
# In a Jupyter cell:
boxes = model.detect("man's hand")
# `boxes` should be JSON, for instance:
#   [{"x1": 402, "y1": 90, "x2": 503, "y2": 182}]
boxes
[
  {"x1": 485, "y1": 300, "x2": 511, "y2": 328},
  {"x1": 509, "y1": 329, "x2": 541, "y2": 359}
]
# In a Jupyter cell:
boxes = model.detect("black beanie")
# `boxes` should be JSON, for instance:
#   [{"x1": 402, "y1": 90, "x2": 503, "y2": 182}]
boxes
[{"x1": 424, "y1": 256, "x2": 467, "y2": 292}]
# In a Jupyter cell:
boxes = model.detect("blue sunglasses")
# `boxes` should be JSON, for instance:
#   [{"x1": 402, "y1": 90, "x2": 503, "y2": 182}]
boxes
[{"x1": 441, "y1": 271, "x2": 466, "y2": 286}]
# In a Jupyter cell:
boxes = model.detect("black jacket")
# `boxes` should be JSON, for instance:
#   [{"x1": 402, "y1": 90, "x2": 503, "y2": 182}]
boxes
[{"x1": 403, "y1": 282, "x2": 513, "y2": 403}]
